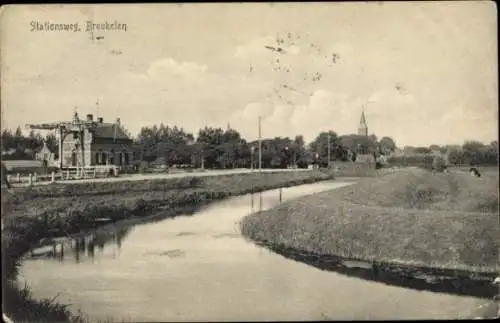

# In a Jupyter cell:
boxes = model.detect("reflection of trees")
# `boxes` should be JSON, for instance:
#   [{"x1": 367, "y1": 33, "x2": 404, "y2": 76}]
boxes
[
  {"x1": 74, "y1": 236, "x2": 85, "y2": 263},
  {"x1": 35, "y1": 227, "x2": 131, "y2": 263},
  {"x1": 87, "y1": 236, "x2": 95, "y2": 258},
  {"x1": 250, "y1": 192, "x2": 264, "y2": 213},
  {"x1": 115, "y1": 227, "x2": 129, "y2": 250}
]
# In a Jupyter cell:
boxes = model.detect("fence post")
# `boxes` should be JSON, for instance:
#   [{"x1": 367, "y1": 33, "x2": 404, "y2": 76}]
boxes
[
  {"x1": 66, "y1": 170, "x2": 70, "y2": 180},
  {"x1": 93, "y1": 167, "x2": 97, "y2": 178},
  {"x1": 33, "y1": 172, "x2": 37, "y2": 183},
  {"x1": 16, "y1": 173, "x2": 20, "y2": 183},
  {"x1": 7, "y1": 174, "x2": 11, "y2": 183},
  {"x1": 51, "y1": 171, "x2": 55, "y2": 183},
  {"x1": 28, "y1": 173, "x2": 33, "y2": 186}
]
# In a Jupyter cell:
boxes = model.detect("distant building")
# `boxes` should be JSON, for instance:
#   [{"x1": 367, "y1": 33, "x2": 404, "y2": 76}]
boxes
[
  {"x1": 28, "y1": 112, "x2": 137, "y2": 169},
  {"x1": 393, "y1": 148, "x2": 405, "y2": 156},
  {"x1": 63, "y1": 113, "x2": 136, "y2": 169},
  {"x1": 35, "y1": 143, "x2": 55, "y2": 164},
  {"x1": 355, "y1": 108, "x2": 372, "y2": 162}
]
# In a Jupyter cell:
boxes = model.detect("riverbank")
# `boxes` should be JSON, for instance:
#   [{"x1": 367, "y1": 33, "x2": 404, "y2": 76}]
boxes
[
  {"x1": 2, "y1": 170, "x2": 334, "y2": 323},
  {"x1": 241, "y1": 168, "x2": 500, "y2": 295}
]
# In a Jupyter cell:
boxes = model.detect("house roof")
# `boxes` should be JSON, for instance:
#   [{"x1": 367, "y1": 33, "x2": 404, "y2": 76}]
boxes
[
  {"x1": 92, "y1": 123, "x2": 132, "y2": 140},
  {"x1": 35, "y1": 142, "x2": 54, "y2": 153}
]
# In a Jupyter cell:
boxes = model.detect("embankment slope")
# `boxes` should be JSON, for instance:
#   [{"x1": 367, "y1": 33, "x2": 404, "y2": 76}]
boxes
[{"x1": 241, "y1": 168, "x2": 500, "y2": 273}]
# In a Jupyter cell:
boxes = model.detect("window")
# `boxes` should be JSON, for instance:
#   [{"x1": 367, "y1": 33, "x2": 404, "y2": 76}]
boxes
[
  {"x1": 123, "y1": 151, "x2": 129, "y2": 165},
  {"x1": 109, "y1": 150, "x2": 115, "y2": 165}
]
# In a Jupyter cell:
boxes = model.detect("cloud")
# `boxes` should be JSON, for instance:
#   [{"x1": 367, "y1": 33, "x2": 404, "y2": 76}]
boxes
[
  {"x1": 146, "y1": 58, "x2": 208, "y2": 80},
  {"x1": 230, "y1": 89, "x2": 361, "y2": 143},
  {"x1": 3, "y1": 3, "x2": 496, "y2": 149},
  {"x1": 440, "y1": 105, "x2": 486, "y2": 124},
  {"x1": 234, "y1": 36, "x2": 275, "y2": 59}
]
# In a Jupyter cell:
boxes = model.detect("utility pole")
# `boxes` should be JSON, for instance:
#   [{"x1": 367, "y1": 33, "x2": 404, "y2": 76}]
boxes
[
  {"x1": 250, "y1": 146, "x2": 255, "y2": 171},
  {"x1": 327, "y1": 132, "x2": 331, "y2": 168},
  {"x1": 258, "y1": 116, "x2": 262, "y2": 172}
]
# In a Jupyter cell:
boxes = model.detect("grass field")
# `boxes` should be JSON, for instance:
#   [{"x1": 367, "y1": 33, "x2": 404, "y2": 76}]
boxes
[
  {"x1": 1, "y1": 169, "x2": 335, "y2": 323},
  {"x1": 241, "y1": 168, "x2": 500, "y2": 275}
]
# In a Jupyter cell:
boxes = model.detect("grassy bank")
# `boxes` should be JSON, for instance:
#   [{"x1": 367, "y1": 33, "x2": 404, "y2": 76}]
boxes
[
  {"x1": 241, "y1": 168, "x2": 499, "y2": 284},
  {"x1": 2, "y1": 170, "x2": 334, "y2": 323}
]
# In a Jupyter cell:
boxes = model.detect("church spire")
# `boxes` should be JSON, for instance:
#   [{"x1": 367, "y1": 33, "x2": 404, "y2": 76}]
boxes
[{"x1": 358, "y1": 106, "x2": 368, "y2": 136}]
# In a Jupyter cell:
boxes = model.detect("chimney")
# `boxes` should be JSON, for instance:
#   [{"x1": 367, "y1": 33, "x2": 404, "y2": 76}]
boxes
[
  {"x1": 86, "y1": 114, "x2": 93, "y2": 122},
  {"x1": 97, "y1": 117, "x2": 103, "y2": 123}
]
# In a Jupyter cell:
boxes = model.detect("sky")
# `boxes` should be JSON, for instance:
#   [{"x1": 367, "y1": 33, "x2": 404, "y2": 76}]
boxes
[{"x1": 1, "y1": 2, "x2": 498, "y2": 147}]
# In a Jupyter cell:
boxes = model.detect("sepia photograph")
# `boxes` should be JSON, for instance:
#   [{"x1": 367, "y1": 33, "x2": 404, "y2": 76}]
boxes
[{"x1": 1, "y1": 1, "x2": 499, "y2": 322}]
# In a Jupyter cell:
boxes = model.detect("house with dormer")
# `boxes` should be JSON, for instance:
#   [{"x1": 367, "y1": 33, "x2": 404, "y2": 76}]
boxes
[{"x1": 59, "y1": 113, "x2": 137, "y2": 169}]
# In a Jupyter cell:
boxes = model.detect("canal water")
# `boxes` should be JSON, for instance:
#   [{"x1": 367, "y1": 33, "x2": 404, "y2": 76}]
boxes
[{"x1": 19, "y1": 181, "x2": 497, "y2": 321}]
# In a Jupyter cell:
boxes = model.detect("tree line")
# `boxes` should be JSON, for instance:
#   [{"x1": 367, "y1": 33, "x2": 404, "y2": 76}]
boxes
[
  {"x1": 1, "y1": 124, "x2": 497, "y2": 168},
  {"x1": 134, "y1": 124, "x2": 401, "y2": 169},
  {"x1": 1, "y1": 127, "x2": 58, "y2": 160},
  {"x1": 388, "y1": 141, "x2": 499, "y2": 167}
]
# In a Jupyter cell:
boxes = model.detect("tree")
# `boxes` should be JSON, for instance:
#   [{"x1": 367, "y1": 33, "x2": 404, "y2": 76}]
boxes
[
  {"x1": 432, "y1": 155, "x2": 446, "y2": 172},
  {"x1": 462, "y1": 140, "x2": 486, "y2": 166},
  {"x1": 136, "y1": 124, "x2": 195, "y2": 166},
  {"x1": 339, "y1": 134, "x2": 377, "y2": 155},
  {"x1": 291, "y1": 135, "x2": 308, "y2": 167},
  {"x1": 446, "y1": 146, "x2": 465, "y2": 166},
  {"x1": 196, "y1": 126, "x2": 226, "y2": 168},
  {"x1": 309, "y1": 131, "x2": 340, "y2": 165},
  {"x1": 26, "y1": 130, "x2": 44, "y2": 151},
  {"x1": 1, "y1": 129, "x2": 14, "y2": 151},
  {"x1": 490, "y1": 140, "x2": 498, "y2": 152},
  {"x1": 403, "y1": 146, "x2": 416, "y2": 155},
  {"x1": 379, "y1": 136, "x2": 397, "y2": 155},
  {"x1": 45, "y1": 132, "x2": 59, "y2": 158},
  {"x1": 14, "y1": 126, "x2": 23, "y2": 138}
]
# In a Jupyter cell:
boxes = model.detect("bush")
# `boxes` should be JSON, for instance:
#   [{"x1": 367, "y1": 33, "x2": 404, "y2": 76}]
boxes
[
  {"x1": 388, "y1": 154, "x2": 436, "y2": 170},
  {"x1": 432, "y1": 155, "x2": 446, "y2": 172}
]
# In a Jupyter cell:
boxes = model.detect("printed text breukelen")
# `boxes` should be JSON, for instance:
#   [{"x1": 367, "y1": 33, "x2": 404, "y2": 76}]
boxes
[{"x1": 86, "y1": 20, "x2": 128, "y2": 32}]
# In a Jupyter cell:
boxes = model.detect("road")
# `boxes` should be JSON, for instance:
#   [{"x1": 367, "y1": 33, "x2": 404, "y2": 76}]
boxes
[{"x1": 9, "y1": 168, "x2": 313, "y2": 187}]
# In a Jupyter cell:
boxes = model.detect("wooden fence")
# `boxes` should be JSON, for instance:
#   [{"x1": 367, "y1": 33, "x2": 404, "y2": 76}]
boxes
[{"x1": 5, "y1": 166, "x2": 119, "y2": 186}]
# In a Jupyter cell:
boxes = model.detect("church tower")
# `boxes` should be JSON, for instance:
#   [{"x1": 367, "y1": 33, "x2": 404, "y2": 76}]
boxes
[{"x1": 357, "y1": 108, "x2": 368, "y2": 137}]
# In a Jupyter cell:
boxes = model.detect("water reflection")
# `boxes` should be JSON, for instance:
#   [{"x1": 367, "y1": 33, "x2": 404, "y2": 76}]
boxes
[
  {"x1": 254, "y1": 241, "x2": 498, "y2": 300},
  {"x1": 27, "y1": 227, "x2": 131, "y2": 263},
  {"x1": 20, "y1": 182, "x2": 496, "y2": 321},
  {"x1": 250, "y1": 188, "x2": 283, "y2": 213}
]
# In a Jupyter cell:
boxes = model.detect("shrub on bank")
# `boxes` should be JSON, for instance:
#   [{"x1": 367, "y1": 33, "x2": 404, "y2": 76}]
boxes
[
  {"x1": 14, "y1": 176, "x2": 205, "y2": 200},
  {"x1": 387, "y1": 154, "x2": 435, "y2": 169}
]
